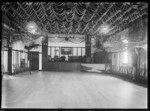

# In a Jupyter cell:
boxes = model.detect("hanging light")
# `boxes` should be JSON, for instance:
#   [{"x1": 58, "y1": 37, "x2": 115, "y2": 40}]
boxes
[
  {"x1": 122, "y1": 39, "x2": 128, "y2": 43},
  {"x1": 26, "y1": 21, "x2": 38, "y2": 34},
  {"x1": 91, "y1": 38, "x2": 95, "y2": 41},
  {"x1": 26, "y1": 2, "x2": 33, "y2": 5},
  {"x1": 132, "y1": 4, "x2": 138, "y2": 9},
  {"x1": 100, "y1": 24, "x2": 110, "y2": 34}
]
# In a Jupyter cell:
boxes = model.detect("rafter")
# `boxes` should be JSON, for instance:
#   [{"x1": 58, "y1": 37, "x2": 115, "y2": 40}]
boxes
[
  {"x1": 30, "y1": 4, "x2": 44, "y2": 29},
  {"x1": 109, "y1": 8, "x2": 147, "y2": 36},
  {"x1": 74, "y1": 3, "x2": 89, "y2": 33},
  {"x1": 40, "y1": 3, "x2": 51, "y2": 32},
  {"x1": 107, "y1": 5, "x2": 147, "y2": 36},
  {"x1": 80, "y1": 3, "x2": 102, "y2": 34},
  {"x1": 88, "y1": 3, "x2": 102, "y2": 22},
  {"x1": 93, "y1": 5, "x2": 134, "y2": 36},
  {"x1": 68, "y1": 3, "x2": 77, "y2": 34},
  {"x1": 8, "y1": 6, "x2": 27, "y2": 26},
  {"x1": 2, "y1": 9, "x2": 25, "y2": 32},
  {"x1": 93, "y1": 9, "x2": 121, "y2": 34},
  {"x1": 81, "y1": 22, "x2": 89, "y2": 33},
  {"x1": 18, "y1": 3, "x2": 31, "y2": 20},
  {"x1": 2, "y1": 2, "x2": 147, "y2": 39},
  {"x1": 89, "y1": 3, "x2": 115, "y2": 34},
  {"x1": 79, "y1": 3, "x2": 90, "y2": 21}
]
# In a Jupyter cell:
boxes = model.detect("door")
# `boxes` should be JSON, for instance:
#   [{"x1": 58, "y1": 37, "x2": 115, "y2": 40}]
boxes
[{"x1": 29, "y1": 52, "x2": 39, "y2": 70}]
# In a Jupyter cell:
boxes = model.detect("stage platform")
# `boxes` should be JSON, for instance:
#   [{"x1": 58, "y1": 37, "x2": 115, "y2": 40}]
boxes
[
  {"x1": 42, "y1": 62, "x2": 81, "y2": 71},
  {"x1": 42, "y1": 62, "x2": 105, "y2": 72}
]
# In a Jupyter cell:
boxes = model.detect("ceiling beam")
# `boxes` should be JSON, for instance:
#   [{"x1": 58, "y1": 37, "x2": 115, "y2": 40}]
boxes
[
  {"x1": 68, "y1": 3, "x2": 77, "y2": 34},
  {"x1": 106, "y1": 3, "x2": 147, "y2": 35},
  {"x1": 107, "y1": 6, "x2": 147, "y2": 36},
  {"x1": 18, "y1": 3, "x2": 31, "y2": 21},
  {"x1": 93, "y1": 9, "x2": 121, "y2": 34},
  {"x1": 89, "y1": 3, "x2": 115, "y2": 34},
  {"x1": 8, "y1": 6, "x2": 27, "y2": 27},
  {"x1": 75, "y1": 3, "x2": 89, "y2": 33},
  {"x1": 98, "y1": 6, "x2": 133, "y2": 36},
  {"x1": 2, "y1": 10, "x2": 25, "y2": 32},
  {"x1": 30, "y1": 4, "x2": 44, "y2": 29},
  {"x1": 81, "y1": 3, "x2": 102, "y2": 34}
]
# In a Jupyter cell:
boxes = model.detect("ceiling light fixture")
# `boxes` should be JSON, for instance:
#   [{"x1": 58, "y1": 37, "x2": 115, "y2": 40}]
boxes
[
  {"x1": 26, "y1": 2, "x2": 33, "y2": 5},
  {"x1": 100, "y1": 25, "x2": 110, "y2": 34},
  {"x1": 91, "y1": 38, "x2": 95, "y2": 41},
  {"x1": 132, "y1": 4, "x2": 138, "y2": 9},
  {"x1": 122, "y1": 39, "x2": 128, "y2": 43},
  {"x1": 26, "y1": 21, "x2": 38, "y2": 34}
]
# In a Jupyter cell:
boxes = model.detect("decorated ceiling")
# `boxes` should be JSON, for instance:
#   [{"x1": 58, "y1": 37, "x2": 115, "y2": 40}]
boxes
[{"x1": 2, "y1": 2, "x2": 148, "y2": 52}]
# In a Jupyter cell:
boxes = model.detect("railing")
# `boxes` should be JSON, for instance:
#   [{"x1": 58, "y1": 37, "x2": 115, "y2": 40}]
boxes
[
  {"x1": 105, "y1": 64, "x2": 147, "y2": 82},
  {"x1": 2, "y1": 64, "x2": 4, "y2": 74},
  {"x1": 12, "y1": 63, "x2": 29, "y2": 74},
  {"x1": 13, "y1": 64, "x2": 20, "y2": 74},
  {"x1": 136, "y1": 68, "x2": 147, "y2": 81},
  {"x1": 1, "y1": 64, "x2": 8, "y2": 74}
]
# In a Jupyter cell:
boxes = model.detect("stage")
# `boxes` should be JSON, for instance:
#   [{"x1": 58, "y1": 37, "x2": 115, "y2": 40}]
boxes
[
  {"x1": 42, "y1": 62, "x2": 106, "y2": 72},
  {"x1": 42, "y1": 62, "x2": 81, "y2": 71}
]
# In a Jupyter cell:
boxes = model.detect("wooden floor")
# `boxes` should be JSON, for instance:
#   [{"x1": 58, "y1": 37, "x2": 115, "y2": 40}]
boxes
[{"x1": 2, "y1": 71, "x2": 147, "y2": 108}]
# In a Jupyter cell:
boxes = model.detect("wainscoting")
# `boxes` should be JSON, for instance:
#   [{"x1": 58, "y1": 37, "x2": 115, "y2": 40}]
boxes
[{"x1": 42, "y1": 62, "x2": 81, "y2": 71}]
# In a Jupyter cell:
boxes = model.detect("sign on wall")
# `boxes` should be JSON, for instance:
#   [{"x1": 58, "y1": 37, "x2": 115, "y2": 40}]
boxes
[{"x1": 61, "y1": 47, "x2": 72, "y2": 55}]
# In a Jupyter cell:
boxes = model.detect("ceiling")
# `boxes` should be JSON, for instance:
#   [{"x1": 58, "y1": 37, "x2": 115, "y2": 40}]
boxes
[{"x1": 1, "y1": 2, "x2": 148, "y2": 52}]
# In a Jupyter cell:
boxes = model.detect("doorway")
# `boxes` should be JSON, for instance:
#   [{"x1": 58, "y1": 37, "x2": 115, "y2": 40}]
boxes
[{"x1": 29, "y1": 52, "x2": 39, "y2": 70}]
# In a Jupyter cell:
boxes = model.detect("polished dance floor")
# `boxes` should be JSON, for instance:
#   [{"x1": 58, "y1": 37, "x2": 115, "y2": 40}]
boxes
[{"x1": 1, "y1": 71, "x2": 147, "y2": 108}]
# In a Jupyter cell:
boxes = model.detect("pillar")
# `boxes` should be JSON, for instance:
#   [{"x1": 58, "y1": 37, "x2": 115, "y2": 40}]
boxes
[
  {"x1": 8, "y1": 47, "x2": 12, "y2": 75},
  {"x1": 42, "y1": 35, "x2": 48, "y2": 70},
  {"x1": 134, "y1": 48, "x2": 141, "y2": 79},
  {"x1": 85, "y1": 34, "x2": 91, "y2": 58}
]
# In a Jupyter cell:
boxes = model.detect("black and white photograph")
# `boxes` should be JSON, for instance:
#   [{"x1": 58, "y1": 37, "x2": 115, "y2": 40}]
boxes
[{"x1": 1, "y1": 2, "x2": 148, "y2": 109}]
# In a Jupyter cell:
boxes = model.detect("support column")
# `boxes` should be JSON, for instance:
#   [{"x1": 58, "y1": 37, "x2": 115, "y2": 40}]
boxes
[
  {"x1": 137, "y1": 48, "x2": 141, "y2": 76},
  {"x1": 134, "y1": 48, "x2": 140, "y2": 79},
  {"x1": 8, "y1": 47, "x2": 12, "y2": 75},
  {"x1": 42, "y1": 35, "x2": 48, "y2": 70},
  {"x1": 85, "y1": 35, "x2": 91, "y2": 62}
]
